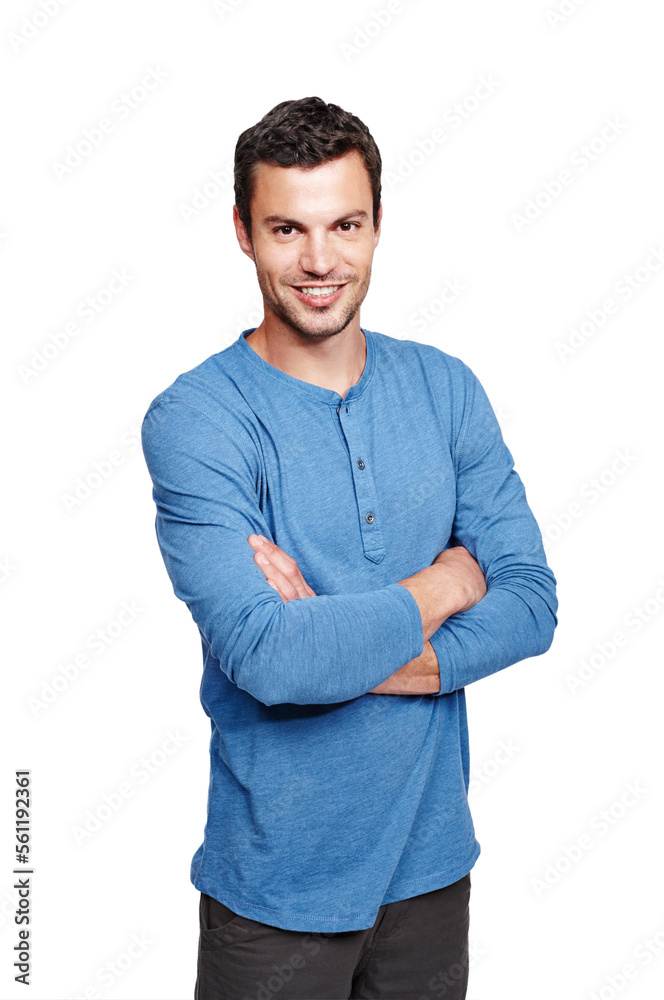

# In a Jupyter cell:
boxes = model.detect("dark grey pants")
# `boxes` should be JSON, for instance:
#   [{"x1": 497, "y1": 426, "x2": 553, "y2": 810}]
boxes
[{"x1": 194, "y1": 872, "x2": 471, "y2": 1000}]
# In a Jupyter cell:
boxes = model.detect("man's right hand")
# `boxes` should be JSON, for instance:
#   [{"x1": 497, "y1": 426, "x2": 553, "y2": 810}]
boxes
[
  {"x1": 432, "y1": 546, "x2": 487, "y2": 613},
  {"x1": 397, "y1": 546, "x2": 487, "y2": 642}
]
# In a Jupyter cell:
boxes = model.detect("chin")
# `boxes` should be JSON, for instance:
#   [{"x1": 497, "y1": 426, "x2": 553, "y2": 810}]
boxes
[
  {"x1": 277, "y1": 303, "x2": 358, "y2": 339},
  {"x1": 295, "y1": 316, "x2": 356, "y2": 338}
]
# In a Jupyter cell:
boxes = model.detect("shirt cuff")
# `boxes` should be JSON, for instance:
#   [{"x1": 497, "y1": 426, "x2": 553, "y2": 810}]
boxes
[
  {"x1": 428, "y1": 627, "x2": 455, "y2": 695},
  {"x1": 382, "y1": 582, "x2": 425, "y2": 663}
]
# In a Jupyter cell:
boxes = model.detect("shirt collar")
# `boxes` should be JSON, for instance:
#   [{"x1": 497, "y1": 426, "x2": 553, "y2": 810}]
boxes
[{"x1": 235, "y1": 327, "x2": 376, "y2": 405}]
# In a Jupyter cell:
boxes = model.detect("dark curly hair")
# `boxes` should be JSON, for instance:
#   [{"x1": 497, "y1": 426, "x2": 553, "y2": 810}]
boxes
[{"x1": 234, "y1": 96, "x2": 382, "y2": 241}]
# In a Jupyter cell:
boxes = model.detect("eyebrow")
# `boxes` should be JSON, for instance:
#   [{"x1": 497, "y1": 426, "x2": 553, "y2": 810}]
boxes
[{"x1": 261, "y1": 209, "x2": 370, "y2": 227}]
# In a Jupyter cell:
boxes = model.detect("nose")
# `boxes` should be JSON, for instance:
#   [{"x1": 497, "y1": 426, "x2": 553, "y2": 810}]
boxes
[{"x1": 298, "y1": 230, "x2": 340, "y2": 278}]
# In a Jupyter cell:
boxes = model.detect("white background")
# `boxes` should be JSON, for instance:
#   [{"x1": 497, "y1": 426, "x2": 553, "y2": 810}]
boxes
[{"x1": 1, "y1": 0, "x2": 663, "y2": 998}]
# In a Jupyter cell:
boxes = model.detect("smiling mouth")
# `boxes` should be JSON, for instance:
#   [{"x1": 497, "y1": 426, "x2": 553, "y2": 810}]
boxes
[{"x1": 290, "y1": 284, "x2": 347, "y2": 307}]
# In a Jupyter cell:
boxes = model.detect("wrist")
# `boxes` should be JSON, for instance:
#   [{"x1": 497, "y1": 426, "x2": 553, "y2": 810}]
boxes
[
  {"x1": 432, "y1": 563, "x2": 467, "y2": 620},
  {"x1": 422, "y1": 639, "x2": 438, "y2": 670}
]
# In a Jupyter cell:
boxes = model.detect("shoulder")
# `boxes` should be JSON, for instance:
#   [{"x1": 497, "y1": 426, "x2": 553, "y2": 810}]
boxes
[
  {"x1": 144, "y1": 339, "x2": 243, "y2": 416},
  {"x1": 366, "y1": 327, "x2": 478, "y2": 401},
  {"x1": 141, "y1": 339, "x2": 257, "y2": 459}
]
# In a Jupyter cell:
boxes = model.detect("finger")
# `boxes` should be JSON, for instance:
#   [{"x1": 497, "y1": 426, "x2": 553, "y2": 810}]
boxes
[
  {"x1": 250, "y1": 550, "x2": 297, "y2": 601},
  {"x1": 254, "y1": 553, "x2": 300, "y2": 600},
  {"x1": 248, "y1": 537, "x2": 298, "y2": 596},
  {"x1": 248, "y1": 536, "x2": 316, "y2": 598},
  {"x1": 248, "y1": 535, "x2": 316, "y2": 597},
  {"x1": 251, "y1": 536, "x2": 300, "y2": 580},
  {"x1": 266, "y1": 578, "x2": 286, "y2": 601},
  {"x1": 254, "y1": 556, "x2": 300, "y2": 601}
]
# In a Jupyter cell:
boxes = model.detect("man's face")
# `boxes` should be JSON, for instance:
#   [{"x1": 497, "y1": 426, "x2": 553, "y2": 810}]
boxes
[{"x1": 235, "y1": 151, "x2": 381, "y2": 339}]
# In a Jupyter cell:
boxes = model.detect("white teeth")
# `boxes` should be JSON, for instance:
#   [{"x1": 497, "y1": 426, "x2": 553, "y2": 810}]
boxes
[{"x1": 296, "y1": 285, "x2": 341, "y2": 297}]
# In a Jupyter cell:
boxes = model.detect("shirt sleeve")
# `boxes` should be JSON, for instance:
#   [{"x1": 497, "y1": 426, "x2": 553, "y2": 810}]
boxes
[
  {"x1": 141, "y1": 397, "x2": 424, "y2": 707},
  {"x1": 428, "y1": 366, "x2": 558, "y2": 695}
]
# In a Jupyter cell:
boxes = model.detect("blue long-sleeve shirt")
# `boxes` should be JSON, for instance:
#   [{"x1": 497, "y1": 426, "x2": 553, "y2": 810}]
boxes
[{"x1": 140, "y1": 326, "x2": 557, "y2": 932}]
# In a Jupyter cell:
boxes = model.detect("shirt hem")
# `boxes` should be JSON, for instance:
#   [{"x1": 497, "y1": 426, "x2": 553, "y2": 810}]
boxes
[
  {"x1": 382, "y1": 839, "x2": 481, "y2": 904},
  {"x1": 191, "y1": 841, "x2": 480, "y2": 933},
  {"x1": 191, "y1": 876, "x2": 381, "y2": 932}
]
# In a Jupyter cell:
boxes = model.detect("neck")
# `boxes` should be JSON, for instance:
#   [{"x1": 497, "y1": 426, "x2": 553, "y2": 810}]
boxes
[{"x1": 246, "y1": 315, "x2": 366, "y2": 399}]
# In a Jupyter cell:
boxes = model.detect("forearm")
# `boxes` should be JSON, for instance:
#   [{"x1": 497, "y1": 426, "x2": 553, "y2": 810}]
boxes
[
  {"x1": 393, "y1": 565, "x2": 465, "y2": 642},
  {"x1": 368, "y1": 640, "x2": 440, "y2": 696},
  {"x1": 414, "y1": 357, "x2": 559, "y2": 696},
  {"x1": 429, "y1": 578, "x2": 557, "y2": 695},
  {"x1": 143, "y1": 399, "x2": 430, "y2": 708},
  {"x1": 204, "y1": 575, "x2": 425, "y2": 706},
  {"x1": 365, "y1": 547, "x2": 485, "y2": 696},
  {"x1": 243, "y1": 537, "x2": 474, "y2": 703}
]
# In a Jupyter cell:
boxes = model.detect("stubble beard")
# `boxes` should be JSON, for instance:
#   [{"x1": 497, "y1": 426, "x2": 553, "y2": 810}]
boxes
[{"x1": 253, "y1": 258, "x2": 372, "y2": 340}]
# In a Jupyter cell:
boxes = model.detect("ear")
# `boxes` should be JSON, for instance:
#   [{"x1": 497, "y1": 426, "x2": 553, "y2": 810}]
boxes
[
  {"x1": 233, "y1": 205, "x2": 255, "y2": 261},
  {"x1": 373, "y1": 203, "x2": 383, "y2": 248}
]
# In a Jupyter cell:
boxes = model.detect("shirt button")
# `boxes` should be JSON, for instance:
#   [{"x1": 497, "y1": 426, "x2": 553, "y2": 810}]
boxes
[
  {"x1": 345, "y1": 406, "x2": 349, "y2": 414},
  {"x1": 356, "y1": 459, "x2": 365, "y2": 470},
  {"x1": 365, "y1": 512, "x2": 375, "y2": 524}
]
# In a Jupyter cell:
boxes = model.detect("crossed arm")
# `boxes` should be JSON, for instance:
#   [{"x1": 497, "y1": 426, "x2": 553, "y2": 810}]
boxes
[
  {"x1": 142, "y1": 365, "x2": 557, "y2": 706},
  {"x1": 246, "y1": 533, "x2": 487, "y2": 696}
]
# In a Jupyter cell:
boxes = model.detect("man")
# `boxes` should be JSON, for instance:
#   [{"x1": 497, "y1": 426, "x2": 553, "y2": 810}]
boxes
[{"x1": 141, "y1": 96, "x2": 557, "y2": 999}]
